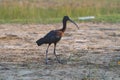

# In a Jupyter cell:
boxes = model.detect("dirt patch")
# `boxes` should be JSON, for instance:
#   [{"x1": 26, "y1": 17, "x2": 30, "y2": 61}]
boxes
[{"x1": 0, "y1": 23, "x2": 120, "y2": 80}]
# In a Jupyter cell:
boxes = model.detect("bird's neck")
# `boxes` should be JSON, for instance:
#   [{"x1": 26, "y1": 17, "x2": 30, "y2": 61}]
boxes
[{"x1": 61, "y1": 21, "x2": 67, "y2": 32}]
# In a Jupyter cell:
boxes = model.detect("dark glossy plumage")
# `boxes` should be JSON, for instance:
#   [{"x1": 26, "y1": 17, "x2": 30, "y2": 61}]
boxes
[
  {"x1": 36, "y1": 30, "x2": 62, "y2": 46},
  {"x1": 36, "y1": 16, "x2": 78, "y2": 64}
]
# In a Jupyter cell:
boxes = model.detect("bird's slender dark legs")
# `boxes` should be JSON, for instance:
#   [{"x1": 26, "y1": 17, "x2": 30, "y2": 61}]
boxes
[
  {"x1": 54, "y1": 43, "x2": 61, "y2": 63},
  {"x1": 45, "y1": 44, "x2": 50, "y2": 64},
  {"x1": 45, "y1": 43, "x2": 61, "y2": 64}
]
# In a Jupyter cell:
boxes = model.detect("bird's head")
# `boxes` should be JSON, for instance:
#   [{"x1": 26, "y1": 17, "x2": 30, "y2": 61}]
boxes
[{"x1": 63, "y1": 16, "x2": 79, "y2": 29}]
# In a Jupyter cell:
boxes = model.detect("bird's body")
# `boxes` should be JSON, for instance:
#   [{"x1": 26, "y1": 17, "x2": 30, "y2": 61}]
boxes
[
  {"x1": 36, "y1": 30, "x2": 63, "y2": 46},
  {"x1": 36, "y1": 16, "x2": 78, "y2": 64}
]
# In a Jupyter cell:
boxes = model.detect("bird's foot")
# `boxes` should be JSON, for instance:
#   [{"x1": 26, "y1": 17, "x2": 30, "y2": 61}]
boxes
[
  {"x1": 57, "y1": 59, "x2": 68, "y2": 64},
  {"x1": 58, "y1": 60, "x2": 62, "y2": 64},
  {"x1": 45, "y1": 61, "x2": 48, "y2": 65},
  {"x1": 45, "y1": 58, "x2": 49, "y2": 65},
  {"x1": 45, "y1": 58, "x2": 53, "y2": 65},
  {"x1": 45, "y1": 61, "x2": 52, "y2": 65},
  {"x1": 57, "y1": 59, "x2": 66, "y2": 64}
]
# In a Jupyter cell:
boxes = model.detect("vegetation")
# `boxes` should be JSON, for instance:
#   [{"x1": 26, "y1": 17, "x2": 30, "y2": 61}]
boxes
[{"x1": 0, "y1": 0, "x2": 119, "y2": 24}]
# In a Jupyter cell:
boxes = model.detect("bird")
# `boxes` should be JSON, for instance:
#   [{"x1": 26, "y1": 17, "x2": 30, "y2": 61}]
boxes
[{"x1": 36, "y1": 16, "x2": 79, "y2": 64}]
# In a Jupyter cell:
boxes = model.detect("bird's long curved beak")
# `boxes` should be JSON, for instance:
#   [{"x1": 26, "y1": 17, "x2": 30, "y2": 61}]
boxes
[{"x1": 69, "y1": 19, "x2": 79, "y2": 29}]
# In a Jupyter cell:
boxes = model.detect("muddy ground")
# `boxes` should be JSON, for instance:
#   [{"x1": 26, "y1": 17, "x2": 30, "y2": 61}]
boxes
[{"x1": 0, "y1": 23, "x2": 120, "y2": 80}]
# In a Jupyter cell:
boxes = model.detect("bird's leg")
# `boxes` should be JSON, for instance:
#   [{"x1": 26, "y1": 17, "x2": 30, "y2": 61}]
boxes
[
  {"x1": 45, "y1": 44, "x2": 50, "y2": 64},
  {"x1": 54, "y1": 43, "x2": 61, "y2": 63}
]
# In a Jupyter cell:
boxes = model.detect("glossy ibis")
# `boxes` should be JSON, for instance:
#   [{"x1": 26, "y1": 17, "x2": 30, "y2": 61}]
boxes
[{"x1": 36, "y1": 16, "x2": 79, "y2": 64}]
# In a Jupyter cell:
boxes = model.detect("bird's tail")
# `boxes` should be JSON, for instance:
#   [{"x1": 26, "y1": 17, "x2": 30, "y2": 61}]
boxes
[{"x1": 36, "y1": 38, "x2": 44, "y2": 46}]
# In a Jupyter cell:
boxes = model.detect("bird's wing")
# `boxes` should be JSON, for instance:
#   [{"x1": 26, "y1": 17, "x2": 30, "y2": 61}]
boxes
[
  {"x1": 44, "y1": 30, "x2": 56, "y2": 38},
  {"x1": 43, "y1": 30, "x2": 61, "y2": 43}
]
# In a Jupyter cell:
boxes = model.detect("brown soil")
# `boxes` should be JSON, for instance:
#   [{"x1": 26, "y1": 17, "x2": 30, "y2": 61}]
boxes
[{"x1": 0, "y1": 23, "x2": 120, "y2": 80}]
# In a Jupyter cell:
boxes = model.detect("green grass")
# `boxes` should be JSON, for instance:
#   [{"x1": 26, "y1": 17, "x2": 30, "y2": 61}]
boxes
[
  {"x1": 0, "y1": 0, "x2": 119, "y2": 24},
  {"x1": 95, "y1": 14, "x2": 120, "y2": 23}
]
